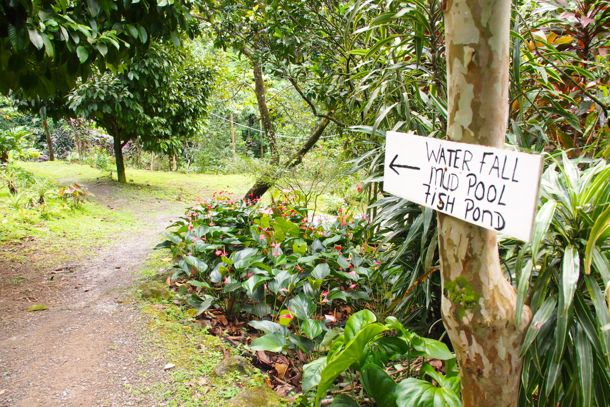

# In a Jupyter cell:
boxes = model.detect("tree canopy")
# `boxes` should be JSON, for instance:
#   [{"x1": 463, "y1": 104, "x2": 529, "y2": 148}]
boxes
[
  {"x1": 0, "y1": 0, "x2": 199, "y2": 97},
  {"x1": 68, "y1": 42, "x2": 213, "y2": 182}
]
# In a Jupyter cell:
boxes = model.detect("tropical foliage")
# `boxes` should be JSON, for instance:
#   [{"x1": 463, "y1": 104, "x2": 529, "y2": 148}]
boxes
[
  {"x1": 0, "y1": 0, "x2": 608, "y2": 405},
  {"x1": 304, "y1": 310, "x2": 460, "y2": 407},
  {"x1": 160, "y1": 191, "x2": 384, "y2": 352},
  {"x1": 504, "y1": 155, "x2": 610, "y2": 406},
  {"x1": 0, "y1": 0, "x2": 198, "y2": 96}
]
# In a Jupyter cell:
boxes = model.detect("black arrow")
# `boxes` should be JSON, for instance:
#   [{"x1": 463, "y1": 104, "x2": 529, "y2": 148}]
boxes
[{"x1": 389, "y1": 154, "x2": 420, "y2": 175}]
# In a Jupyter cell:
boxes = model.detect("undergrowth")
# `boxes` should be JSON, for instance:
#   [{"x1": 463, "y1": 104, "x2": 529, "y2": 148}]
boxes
[{"x1": 136, "y1": 250, "x2": 284, "y2": 406}]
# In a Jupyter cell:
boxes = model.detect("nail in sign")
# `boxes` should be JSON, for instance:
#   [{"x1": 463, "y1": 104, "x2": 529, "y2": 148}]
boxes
[{"x1": 383, "y1": 131, "x2": 543, "y2": 241}]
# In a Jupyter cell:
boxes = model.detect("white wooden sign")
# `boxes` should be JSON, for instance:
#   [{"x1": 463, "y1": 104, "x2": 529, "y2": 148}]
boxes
[{"x1": 383, "y1": 131, "x2": 543, "y2": 241}]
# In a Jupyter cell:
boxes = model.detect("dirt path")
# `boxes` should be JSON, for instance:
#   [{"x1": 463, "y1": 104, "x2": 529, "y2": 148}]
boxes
[{"x1": 0, "y1": 181, "x2": 184, "y2": 406}]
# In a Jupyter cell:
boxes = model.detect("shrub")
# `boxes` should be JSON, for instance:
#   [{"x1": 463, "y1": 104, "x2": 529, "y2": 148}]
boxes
[
  {"x1": 57, "y1": 183, "x2": 92, "y2": 208},
  {"x1": 303, "y1": 310, "x2": 461, "y2": 407},
  {"x1": 160, "y1": 192, "x2": 384, "y2": 354},
  {"x1": 502, "y1": 154, "x2": 610, "y2": 406}
]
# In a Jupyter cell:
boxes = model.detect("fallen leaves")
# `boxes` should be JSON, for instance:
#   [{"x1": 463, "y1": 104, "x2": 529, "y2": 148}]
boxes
[
  {"x1": 274, "y1": 362, "x2": 288, "y2": 380},
  {"x1": 26, "y1": 304, "x2": 48, "y2": 312}
]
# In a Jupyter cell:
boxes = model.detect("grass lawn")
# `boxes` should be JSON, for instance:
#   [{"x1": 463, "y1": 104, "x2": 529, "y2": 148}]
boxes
[
  {"x1": 18, "y1": 161, "x2": 253, "y2": 201},
  {"x1": 1, "y1": 160, "x2": 251, "y2": 265}
]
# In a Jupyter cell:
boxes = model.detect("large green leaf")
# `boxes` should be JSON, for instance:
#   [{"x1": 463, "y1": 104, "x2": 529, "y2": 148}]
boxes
[
  {"x1": 248, "y1": 320, "x2": 284, "y2": 335},
  {"x1": 302, "y1": 318, "x2": 325, "y2": 340},
  {"x1": 366, "y1": 336, "x2": 409, "y2": 366},
  {"x1": 344, "y1": 309, "x2": 377, "y2": 342},
  {"x1": 575, "y1": 324, "x2": 593, "y2": 407},
  {"x1": 361, "y1": 363, "x2": 398, "y2": 407},
  {"x1": 76, "y1": 45, "x2": 89, "y2": 63},
  {"x1": 288, "y1": 293, "x2": 316, "y2": 320},
  {"x1": 531, "y1": 199, "x2": 556, "y2": 260},
  {"x1": 250, "y1": 333, "x2": 286, "y2": 353},
  {"x1": 395, "y1": 378, "x2": 461, "y2": 407},
  {"x1": 302, "y1": 356, "x2": 327, "y2": 392},
  {"x1": 545, "y1": 246, "x2": 580, "y2": 395},
  {"x1": 312, "y1": 263, "x2": 331, "y2": 279},
  {"x1": 231, "y1": 247, "x2": 259, "y2": 270},
  {"x1": 314, "y1": 323, "x2": 388, "y2": 404},
  {"x1": 521, "y1": 295, "x2": 557, "y2": 356},
  {"x1": 410, "y1": 335, "x2": 454, "y2": 360},
  {"x1": 243, "y1": 274, "x2": 271, "y2": 297},
  {"x1": 584, "y1": 205, "x2": 610, "y2": 275},
  {"x1": 273, "y1": 217, "x2": 300, "y2": 240},
  {"x1": 184, "y1": 255, "x2": 208, "y2": 273}
]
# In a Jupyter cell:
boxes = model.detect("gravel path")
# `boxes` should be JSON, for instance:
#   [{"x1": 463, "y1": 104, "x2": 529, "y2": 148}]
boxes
[{"x1": 0, "y1": 181, "x2": 182, "y2": 407}]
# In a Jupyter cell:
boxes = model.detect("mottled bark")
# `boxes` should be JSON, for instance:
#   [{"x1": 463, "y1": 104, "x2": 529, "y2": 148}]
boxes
[
  {"x1": 439, "y1": 0, "x2": 531, "y2": 406},
  {"x1": 42, "y1": 115, "x2": 55, "y2": 161}
]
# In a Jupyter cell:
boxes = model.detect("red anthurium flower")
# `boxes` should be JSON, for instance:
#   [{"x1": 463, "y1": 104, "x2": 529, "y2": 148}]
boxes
[{"x1": 335, "y1": 245, "x2": 342, "y2": 251}]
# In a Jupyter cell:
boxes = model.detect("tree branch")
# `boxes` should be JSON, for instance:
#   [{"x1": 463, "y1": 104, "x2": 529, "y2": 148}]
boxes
[{"x1": 287, "y1": 77, "x2": 347, "y2": 128}]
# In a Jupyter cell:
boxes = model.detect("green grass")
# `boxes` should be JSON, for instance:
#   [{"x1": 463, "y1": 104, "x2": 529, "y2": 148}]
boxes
[
  {"x1": 1, "y1": 160, "x2": 251, "y2": 264},
  {"x1": 18, "y1": 160, "x2": 253, "y2": 201},
  {"x1": 135, "y1": 251, "x2": 283, "y2": 406}
]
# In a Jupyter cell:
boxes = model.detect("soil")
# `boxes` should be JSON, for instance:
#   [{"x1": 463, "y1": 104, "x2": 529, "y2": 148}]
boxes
[{"x1": 0, "y1": 180, "x2": 184, "y2": 407}]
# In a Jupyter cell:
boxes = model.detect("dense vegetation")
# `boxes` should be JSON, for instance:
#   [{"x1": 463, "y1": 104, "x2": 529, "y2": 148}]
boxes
[{"x1": 1, "y1": 0, "x2": 608, "y2": 406}]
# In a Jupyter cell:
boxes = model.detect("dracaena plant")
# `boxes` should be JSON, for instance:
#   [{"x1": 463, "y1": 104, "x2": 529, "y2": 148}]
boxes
[
  {"x1": 302, "y1": 309, "x2": 461, "y2": 407},
  {"x1": 501, "y1": 154, "x2": 610, "y2": 406}
]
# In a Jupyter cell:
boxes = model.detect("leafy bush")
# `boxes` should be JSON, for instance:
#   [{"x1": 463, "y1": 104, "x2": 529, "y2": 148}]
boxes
[
  {"x1": 0, "y1": 126, "x2": 30, "y2": 162},
  {"x1": 502, "y1": 154, "x2": 610, "y2": 406},
  {"x1": 160, "y1": 192, "x2": 384, "y2": 354},
  {"x1": 58, "y1": 183, "x2": 92, "y2": 209},
  {"x1": 303, "y1": 310, "x2": 460, "y2": 407},
  {"x1": 0, "y1": 165, "x2": 93, "y2": 240}
]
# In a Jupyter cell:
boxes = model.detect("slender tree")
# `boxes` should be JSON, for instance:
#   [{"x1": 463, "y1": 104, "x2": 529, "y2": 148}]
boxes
[
  {"x1": 438, "y1": 0, "x2": 532, "y2": 405},
  {"x1": 69, "y1": 44, "x2": 212, "y2": 182}
]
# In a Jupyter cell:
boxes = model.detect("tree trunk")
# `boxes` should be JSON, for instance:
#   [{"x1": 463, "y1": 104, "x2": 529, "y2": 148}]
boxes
[
  {"x1": 439, "y1": 0, "x2": 531, "y2": 406},
  {"x1": 150, "y1": 153, "x2": 155, "y2": 171},
  {"x1": 112, "y1": 135, "x2": 126, "y2": 183},
  {"x1": 251, "y1": 58, "x2": 279, "y2": 165},
  {"x1": 42, "y1": 115, "x2": 55, "y2": 161},
  {"x1": 230, "y1": 111, "x2": 236, "y2": 160},
  {"x1": 244, "y1": 116, "x2": 331, "y2": 200},
  {"x1": 286, "y1": 116, "x2": 330, "y2": 169}
]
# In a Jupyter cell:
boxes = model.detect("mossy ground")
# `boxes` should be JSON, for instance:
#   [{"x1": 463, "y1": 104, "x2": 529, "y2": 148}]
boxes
[{"x1": 135, "y1": 250, "x2": 284, "y2": 406}]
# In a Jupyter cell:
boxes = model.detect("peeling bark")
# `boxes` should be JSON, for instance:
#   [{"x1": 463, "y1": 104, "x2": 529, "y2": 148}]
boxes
[{"x1": 440, "y1": 0, "x2": 531, "y2": 406}]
